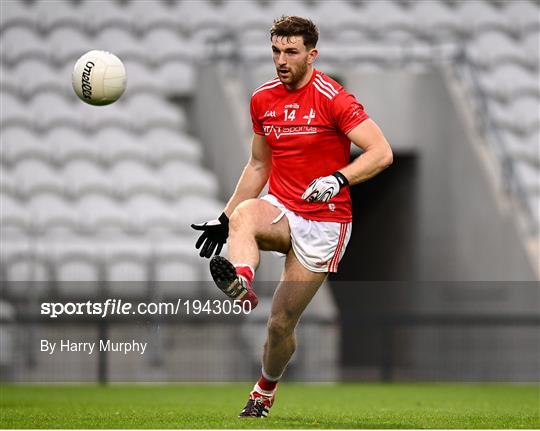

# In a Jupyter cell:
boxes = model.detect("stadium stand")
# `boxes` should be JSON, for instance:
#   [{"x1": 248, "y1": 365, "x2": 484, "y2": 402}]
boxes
[
  {"x1": 0, "y1": 0, "x2": 538, "y2": 383},
  {"x1": 0, "y1": 0, "x2": 538, "y2": 287},
  {"x1": 1, "y1": 194, "x2": 32, "y2": 238}
]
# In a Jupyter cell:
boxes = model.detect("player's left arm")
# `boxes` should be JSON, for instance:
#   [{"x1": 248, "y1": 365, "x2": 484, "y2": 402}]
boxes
[
  {"x1": 339, "y1": 118, "x2": 393, "y2": 185},
  {"x1": 302, "y1": 119, "x2": 392, "y2": 203}
]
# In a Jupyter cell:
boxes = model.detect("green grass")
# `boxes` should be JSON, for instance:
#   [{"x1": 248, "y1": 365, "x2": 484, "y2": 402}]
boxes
[{"x1": 1, "y1": 383, "x2": 538, "y2": 429}]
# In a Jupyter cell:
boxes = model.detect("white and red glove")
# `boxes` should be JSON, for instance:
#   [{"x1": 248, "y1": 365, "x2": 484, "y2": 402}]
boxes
[{"x1": 301, "y1": 172, "x2": 349, "y2": 203}]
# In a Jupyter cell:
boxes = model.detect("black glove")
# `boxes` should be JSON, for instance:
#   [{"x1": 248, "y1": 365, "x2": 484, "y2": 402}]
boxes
[{"x1": 191, "y1": 212, "x2": 229, "y2": 258}]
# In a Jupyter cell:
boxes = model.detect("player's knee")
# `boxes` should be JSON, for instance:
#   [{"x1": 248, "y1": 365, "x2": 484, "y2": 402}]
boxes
[
  {"x1": 229, "y1": 199, "x2": 260, "y2": 232},
  {"x1": 267, "y1": 314, "x2": 295, "y2": 340}
]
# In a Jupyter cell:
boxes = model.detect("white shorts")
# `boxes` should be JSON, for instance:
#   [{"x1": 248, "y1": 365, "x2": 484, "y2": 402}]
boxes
[{"x1": 261, "y1": 194, "x2": 352, "y2": 273}]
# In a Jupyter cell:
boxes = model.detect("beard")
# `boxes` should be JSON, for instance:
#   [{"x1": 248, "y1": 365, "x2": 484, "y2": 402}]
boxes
[{"x1": 277, "y1": 60, "x2": 309, "y2": 87}]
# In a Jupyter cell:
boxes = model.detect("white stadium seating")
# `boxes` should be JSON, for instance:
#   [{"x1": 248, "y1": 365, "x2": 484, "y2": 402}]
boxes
[
  {"x1": 0, "y1": 27, "x2": 46, "y2": 65},
  {"x1": 1, "y1": 128, "x2": 51, "y2": 166},
  {"x1": 477, "y1": 64, "x2": 540, "y2": 101},
  {"x1": 0, "y1": 1, "x2": 35, "y2": 32},
  {"x1": 1, "y1": 92, "x2": 33, "y2": 129},
  {"x1": 47, "y1": 127, "x2": 103, "y2": 165},
  {"x1": 63, "y1": 160, "x2": 115, "y2": 198},
  {"x1": 467, "y1": 31, "x2": 531, "y2": 70},
  {"x1": 76, "y1": 194, "x2": 133, "y2": 235},
  {"x1": 111, "y1": 160, "x2": 166, "y2": 199},
  {"x1": 1, "y1": 194, "x2": 33, "y2": 238},
  {"x1": 523, "y1": 30, "x2": 540, "y2": 63},
  {"x1": 13, "y1": 160, "x2": 66, "y2": 198},
  {"x1": 48, "y1": 27, "x2": 94, "y2": 64},
  {"x1": 29, "y1": 194, "x2": 82, "y2": 235},
  {"x1": 457, "y1": 0, "x2": 513, "y2": 35},
  {"x1": 1, "y1": 0, "x2": 538, "y2": 289},
  {"x1": 141, "y1": 129, "x2": 202, "y2": 165},
  {"x1": 32, "y1": 0, "x2": 85, "y2": 34},
  {"x1": 501, "y1": 130, "x2": 540, "y2": 162}
]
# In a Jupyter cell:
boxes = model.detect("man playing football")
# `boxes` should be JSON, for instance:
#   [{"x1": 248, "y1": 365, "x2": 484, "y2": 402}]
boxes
[{"x1": 192, "y1": 15, "x2": 393, "y2": 418}]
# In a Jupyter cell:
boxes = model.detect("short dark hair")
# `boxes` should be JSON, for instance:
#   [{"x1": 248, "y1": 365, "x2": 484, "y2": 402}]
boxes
[{"x1": 270, "y1": 16, "x2": 319, "y2": 49}]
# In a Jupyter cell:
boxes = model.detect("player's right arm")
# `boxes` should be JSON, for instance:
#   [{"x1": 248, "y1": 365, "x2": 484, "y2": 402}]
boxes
[
  {"x1": 223, "y1": 133, "x2": 272, "y2": 217},
  {"x1": 191, "y1": 133, "x2": 271, "y2": 258}
]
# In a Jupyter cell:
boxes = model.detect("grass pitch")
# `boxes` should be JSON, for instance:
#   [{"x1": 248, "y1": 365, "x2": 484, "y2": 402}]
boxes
[{"x1": 1, "y1": 383, "x2": 538, "y2": 429}]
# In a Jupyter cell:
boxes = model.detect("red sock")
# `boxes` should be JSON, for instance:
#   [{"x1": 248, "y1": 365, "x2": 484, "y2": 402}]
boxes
[
  {"x1": 257, "y1": 375, "x2": 278, "y2": 392},
  {"x1": 235, "y1": 265, "x2": 254, "y2": 285}
]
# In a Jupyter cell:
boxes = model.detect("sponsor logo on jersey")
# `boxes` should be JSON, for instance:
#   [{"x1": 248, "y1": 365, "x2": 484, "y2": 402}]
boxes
[
  {"x1": 284, "y1": 103, "x2": 300, "y2": 109},
  {"x1": 263, "y1": 125, "x2": 318, "y2": 139},
  {"x1": 264, "y1": 110, "x2": 277, "y2": 117}
]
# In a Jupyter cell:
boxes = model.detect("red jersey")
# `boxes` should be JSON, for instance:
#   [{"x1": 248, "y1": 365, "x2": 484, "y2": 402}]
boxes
[{"x1": 250, "y1": 69, "x2": 369, "y2": 222}]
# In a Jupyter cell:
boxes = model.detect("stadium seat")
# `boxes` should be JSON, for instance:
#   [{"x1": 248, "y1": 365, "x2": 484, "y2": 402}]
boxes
[
  {"x1": 33, "y1": 0, "x2": 84, "y2": 34},
  {"x1": 0, "y1": 194, "x2": 33, "y2": 238},
  {"x1": 125, "y1": 1, "x2": 186, "y2": 34},
  {"x1": 501, "y1": 130, "x2": 540, "y2": 162},
  {"x1": 173, "y1": 0, "x2": 226, "y2": 37},
  {"x1": 159, "y1": 160, "x2": 219, "y2": 199},
  {"x1": 85, "y1": 100, "x2": 133, "y2": 131},
  {"x1": 96, "y1": 28, "x2": 147, "y2": 65},
  {"x1": 128, "y1": 194, "x2": 187, "y2": 235},
  {"x1": 221, "y1": 1, "x2": 270, "y2": 31},
  {"x1": 1, "y1": 128, "x2": 51, "y2": 167},
  {"x1": 514, "y1": 160, "x2": 540, "y2": 193},
  {"x1": 78, "y1": 0, "x2": 134, "y2": 35},
  {"x1": 0, "y1": 1, "x2": 36, "y2": 33},
  {"x1": 142, "y1": 129, "x2": 202, "y2": 166},
  {"x1": 507, "y1": 97, "x2": 540, "y2": 131},
  {"x1": 1, "y1": 93, "x2": 33, "y2": 129},
  {"x1": 122, "y1": 60, "x2": 195, "y2": 96},
  {"x1": 504, "y1": 0, "x2": 540, "y2": 34},
  {"x1": 51, "y1": 240, "x2": 102, "y2": 297},
  {"x1": 412, "y1": 0, "x2": 466, "y2": 40},
  {"x1": 93, "y1": 128, "x2": 149, "y2": 166},
  {"x1": 120, "y1": 60, "x2": 158, "y2": 95},
  {"x1": 13, "y1": 160, "x2": 66, "y2": 198},
  {"x1": 457, "y1": 0, "x2": 512, "y2": 36},
  {"x1": 157, "y1": 61, "x2": 196, "y2": 96},
  {"x1": 104, "y1": 241, "x2": 151, "y2": 297},
  {"x1": 0, "y1": 64, "x2": 18, "y2": 95},
  {"x1": 10, "y1": 59, "x2": 67, "y2": 99},
  {"x1": 0, "y1": 27, "x2": 46, "y2": 65},
  {"x1": 111, "y1": 160, "x2": 165, "y2": 199},
  {"x1": 47, "y1": 127, "x2": 102, "y2": 166},
  {"x1": 467, "y1": 31, "x2": 530, "y2": 70},
  {"x1": 489, "y1": 97, "x2": 540, "y2": 135},
  {"x1": 29, "y1": 194, "x2": 82, "y2": 236},
  {"x1": 63, "y1": 160, "x2": 115, "y2": 198},
  {"x1": 48, "y1": 27, "x2": 94, "y2": 65},
  {"x1": 1, "y1": 240, "x2": 51, "y2": 287},
  {"x1": 0, "y1": 167, "x2": 17, "y2": 199},
  {"x1": 523, "y1": 30, "x2": 540, "y2": 66},
  {"x1": 76, "y1": 194, "x2": 133, "y2": 235},
  {"x1": 359, "y1": 0, "x2": 418, "y2": 41},
  {"x1": 318, "y1": 40, "x2": 403, "y2": 65},
  {"x1": 173, "y1": 195, "x2": 225, "y2": 229},
  {"x1": 31, "y1": 93, "x2": 83, "y2": 130},
  {"x1": 263, "y1": 0, "x2": 312, "y2": 25},
  {"x1": 477, "y1": 64, "x2": 540, "y2": 101},
  {"x1": 153, "y1": 241, "x2": 206, "y2": 298},
  {"x1": 126, "y1": 94, "x2": 187, "y2": 131}
]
